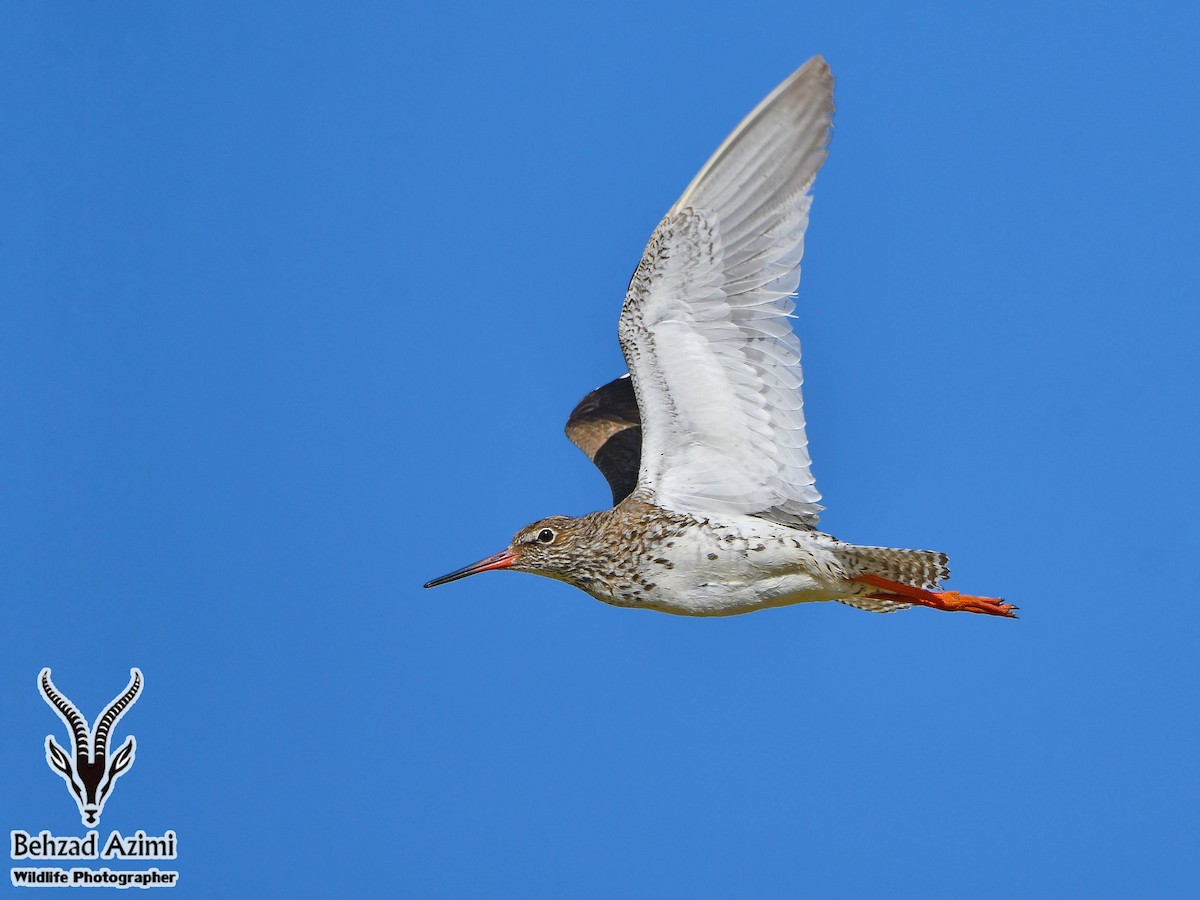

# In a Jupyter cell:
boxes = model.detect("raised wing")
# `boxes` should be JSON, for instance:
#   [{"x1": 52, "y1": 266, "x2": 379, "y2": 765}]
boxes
[
  {"x1": 617, "y1": 57, "x2": 833, "y2": 527},
  {"x1": 565, "y1": 374, "x2": 642, "y2": 506}
]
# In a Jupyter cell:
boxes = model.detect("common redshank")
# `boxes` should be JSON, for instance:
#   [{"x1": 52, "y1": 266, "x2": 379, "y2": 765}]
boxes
[{"x1": 425, "y1": 57, "x2": 1014, "y2": 619}]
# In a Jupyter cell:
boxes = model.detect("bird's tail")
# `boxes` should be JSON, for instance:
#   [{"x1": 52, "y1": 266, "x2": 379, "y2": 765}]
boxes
[{"x1": 833, "y1": 544, "x2": 950, "y2": 614}]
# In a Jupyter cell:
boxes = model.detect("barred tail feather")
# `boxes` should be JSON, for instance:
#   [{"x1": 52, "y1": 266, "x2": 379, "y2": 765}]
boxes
[
  {"x1": 837, "y1": 595, "x2": 912, "y2": 614},
  {"x1": 834, "y1": 544, "x2": 951, "y2": 615},
  {"x1": 838, "y1": 543, "x2": 950, "y2": 588}
]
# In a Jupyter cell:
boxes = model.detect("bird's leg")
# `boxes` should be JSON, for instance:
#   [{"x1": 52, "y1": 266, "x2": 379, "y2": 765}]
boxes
[{"x1": 851, "y1": 574, "x2": 1017, "y2": 618}]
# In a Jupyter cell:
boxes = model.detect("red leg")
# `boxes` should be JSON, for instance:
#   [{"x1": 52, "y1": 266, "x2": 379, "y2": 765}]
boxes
[{"x1": 852, "y1": 574, "x2": 1017, "y2": 618}]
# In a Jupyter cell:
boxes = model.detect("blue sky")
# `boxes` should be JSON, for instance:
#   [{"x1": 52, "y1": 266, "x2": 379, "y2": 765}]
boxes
[{"x1": 3, "y1": 1, "x2": 1198, "y2": 896}]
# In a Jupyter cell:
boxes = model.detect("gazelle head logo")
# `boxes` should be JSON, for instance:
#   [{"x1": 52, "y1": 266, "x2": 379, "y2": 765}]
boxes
[{"x1": 38, "y1": 667, "x2": 143, "y2": 826}]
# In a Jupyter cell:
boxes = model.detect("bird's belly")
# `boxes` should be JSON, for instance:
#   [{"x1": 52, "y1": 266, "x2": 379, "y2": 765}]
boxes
[
  {"x1": 641, "y1": 571, "x2": 842, "y2": 616},
  {"x1": 590, "y1": 520, "x2": 847, "y2": 616}
]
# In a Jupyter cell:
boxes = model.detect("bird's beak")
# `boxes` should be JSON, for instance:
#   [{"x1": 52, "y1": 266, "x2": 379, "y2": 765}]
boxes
[{"x1": 423, "y1": 550, "x2": 517, "y2": 588}]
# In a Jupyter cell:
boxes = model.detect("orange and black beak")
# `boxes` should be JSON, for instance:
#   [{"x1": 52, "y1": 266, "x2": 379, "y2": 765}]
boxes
[{"x1": 423, "y1": 550, "x2": 517, "y2": 588}]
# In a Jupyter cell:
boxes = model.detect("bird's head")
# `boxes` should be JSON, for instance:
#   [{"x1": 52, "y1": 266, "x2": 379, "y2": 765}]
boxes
[{"x1": 423, "y1": 515, "x2": 589, "y2": 589}]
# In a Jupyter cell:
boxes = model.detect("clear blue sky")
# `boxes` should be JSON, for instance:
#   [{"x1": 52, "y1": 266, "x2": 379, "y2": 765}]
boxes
[{"x1": 3, "y1": 1, "x2": 1198, "y2": 896}]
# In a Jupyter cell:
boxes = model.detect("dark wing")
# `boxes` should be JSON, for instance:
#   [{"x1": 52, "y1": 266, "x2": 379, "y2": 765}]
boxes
[{"x1": 564, "y1": 374, "x2": 643, "y2": 506}]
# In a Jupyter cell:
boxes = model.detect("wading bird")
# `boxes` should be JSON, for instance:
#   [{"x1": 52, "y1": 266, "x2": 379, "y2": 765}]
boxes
[{"x1": 425, "y1": 57, "x2": 1013, "y2": 619}]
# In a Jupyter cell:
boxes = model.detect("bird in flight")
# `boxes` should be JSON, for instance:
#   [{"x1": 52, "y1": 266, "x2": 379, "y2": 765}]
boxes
[{"x1": 426, "y1": 57, "x2": 1014, "y2": 619}]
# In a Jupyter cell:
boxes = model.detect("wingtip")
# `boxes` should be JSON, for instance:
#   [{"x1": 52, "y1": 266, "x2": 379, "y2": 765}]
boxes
[{"x1": 795, "y1": 54, "x2": 833, "y2": 85}]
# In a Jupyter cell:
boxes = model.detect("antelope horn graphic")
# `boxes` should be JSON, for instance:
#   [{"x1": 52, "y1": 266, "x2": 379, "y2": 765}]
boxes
[
  {"x1": 39, "y1": 669, "x2": 89, "y2": 755},
  {"x1": 93, "y1": 669, "x2": 143, "y2": 759}
]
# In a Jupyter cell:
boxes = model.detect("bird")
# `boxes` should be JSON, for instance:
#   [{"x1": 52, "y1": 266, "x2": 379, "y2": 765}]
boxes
[{"x1": 424, "y1": 56, "x2": 1014, "y2": 619}]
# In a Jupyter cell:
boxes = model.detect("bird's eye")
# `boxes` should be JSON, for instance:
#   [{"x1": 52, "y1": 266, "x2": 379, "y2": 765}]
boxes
[{"x1": 537, "y1": 528, "x2": 556, "y2": 544}]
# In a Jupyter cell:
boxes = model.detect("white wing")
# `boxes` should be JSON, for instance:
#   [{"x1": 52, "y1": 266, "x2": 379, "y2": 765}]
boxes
[{"x1": 618, "y1": 56, "x2": 834, "y2": 527}]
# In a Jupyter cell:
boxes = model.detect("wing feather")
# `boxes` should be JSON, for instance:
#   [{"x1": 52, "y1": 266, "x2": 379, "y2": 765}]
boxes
[
  {"x1": 617, "y1": 57, "x2": 834, "y2": 526},
  {"x1": 564, "y1": 375, "x2": 643, "y2": 505}
]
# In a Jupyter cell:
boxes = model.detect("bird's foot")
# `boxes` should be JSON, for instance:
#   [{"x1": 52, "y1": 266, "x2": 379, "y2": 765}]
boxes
[
  {"x1": 851, "y1": 574, "x2": 1017, "y2": 618},
  {"x1": 926, "y1": 590, "x2": 1017, "y2": 618}
]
